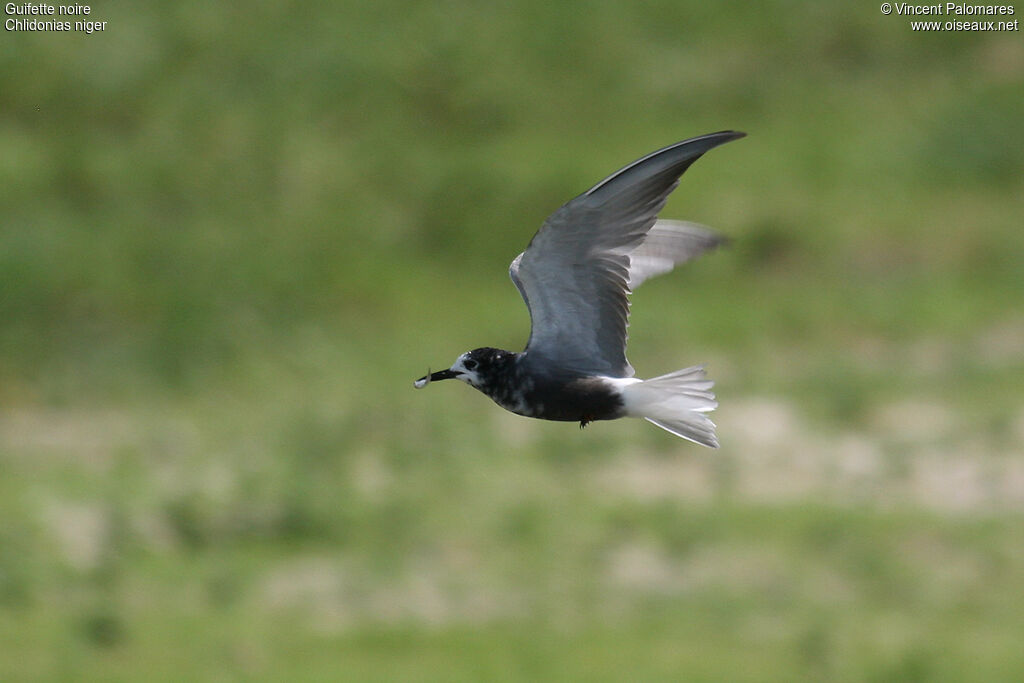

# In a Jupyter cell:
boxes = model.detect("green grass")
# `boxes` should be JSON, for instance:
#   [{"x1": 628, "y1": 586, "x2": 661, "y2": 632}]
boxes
[
  {"x1": 3, "y1": 0, "x2": 1024, "y2": 679},
  {"x1": 4, "y1": 498, "x2": 1024, "y2": 681}
]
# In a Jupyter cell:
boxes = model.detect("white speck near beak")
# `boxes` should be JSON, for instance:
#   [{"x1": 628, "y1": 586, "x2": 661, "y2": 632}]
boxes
[{"x1": 413, "y1": 367, "x2": 459, "y2": 389}]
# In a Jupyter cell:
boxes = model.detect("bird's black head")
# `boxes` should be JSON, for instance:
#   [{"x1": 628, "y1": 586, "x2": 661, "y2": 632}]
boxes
[{"x1": 415, "y1": 347, "x2": 517, "y2": 390}]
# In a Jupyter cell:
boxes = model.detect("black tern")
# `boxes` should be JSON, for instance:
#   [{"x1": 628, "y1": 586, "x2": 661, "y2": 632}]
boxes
[{"x1": 415, "y1": 131, "x2": 745, "y2": 447}]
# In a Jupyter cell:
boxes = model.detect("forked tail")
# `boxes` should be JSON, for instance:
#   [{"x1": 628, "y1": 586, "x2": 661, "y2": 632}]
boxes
[{"x1": 621, "y1": 365, "x2": 719, "y2": 448}]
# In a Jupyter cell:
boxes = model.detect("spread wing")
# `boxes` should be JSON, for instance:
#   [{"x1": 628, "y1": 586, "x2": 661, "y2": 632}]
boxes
[
  {"x1": 625, "y1": 219, "x2": 728, "y2": 290},
  {"x1": 509, "y1": 131, "x2": 744, "y2": 377}
]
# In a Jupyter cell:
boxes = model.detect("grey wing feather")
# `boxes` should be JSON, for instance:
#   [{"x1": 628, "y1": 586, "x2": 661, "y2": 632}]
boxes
[
  {"x1": 509, "y1": 131, "x2": 744, "y2": 378},
  {"x1": 625, "y1": 220, "x2": 728, "y2": 290}
]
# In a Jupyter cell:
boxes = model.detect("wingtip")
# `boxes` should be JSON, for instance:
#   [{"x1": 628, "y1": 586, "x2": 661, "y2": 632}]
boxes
[
  {"x1": 656, "y1": 130, "x2": 747, "y2": 157},
  {"x1": 689, "y1": 130, "x2": 747, "y2": 150},
  {"x1": 705, "y1": 130, "x2": 746, "y2": 141},
  {"x1": 584, "y1": 130, "x2": 746, "y2": 200},
  {"x1": 712, "y1": 232, "x2": 733, "y2": 250}
]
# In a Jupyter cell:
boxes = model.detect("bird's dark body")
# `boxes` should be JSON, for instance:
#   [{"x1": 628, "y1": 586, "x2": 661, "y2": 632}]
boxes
[{"x1": 463, "y1": 347, "x2": 626, "y2": 424}]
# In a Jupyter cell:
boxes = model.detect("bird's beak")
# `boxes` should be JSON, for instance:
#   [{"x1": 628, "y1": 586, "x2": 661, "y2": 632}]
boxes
[
  {"x1": 413, "y1": 368, "x2": 459, "y2": 389},
  {"x1": 428, "y1": 368, "x2": 459, "y2": 382}
]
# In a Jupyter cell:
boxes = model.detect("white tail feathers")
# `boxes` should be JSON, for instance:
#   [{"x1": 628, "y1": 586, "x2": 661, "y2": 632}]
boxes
[{"x1": 620, "y1": 365, "x2": 719, "y2": 448}]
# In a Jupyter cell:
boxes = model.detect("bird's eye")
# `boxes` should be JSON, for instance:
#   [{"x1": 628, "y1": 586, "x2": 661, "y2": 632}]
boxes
[{"x1": 464, "y1": 359, "x2": 478, "y2": 371}]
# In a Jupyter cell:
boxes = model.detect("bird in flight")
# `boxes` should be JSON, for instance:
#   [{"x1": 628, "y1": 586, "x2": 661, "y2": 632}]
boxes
[{"x1": 415, "y1": 131, "x2": 745, "y2": 447}]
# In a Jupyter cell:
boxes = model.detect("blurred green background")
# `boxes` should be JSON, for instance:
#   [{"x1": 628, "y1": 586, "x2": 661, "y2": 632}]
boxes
[{"x1": 3, "y1": 1, "x2": 1023, "y2": 680}]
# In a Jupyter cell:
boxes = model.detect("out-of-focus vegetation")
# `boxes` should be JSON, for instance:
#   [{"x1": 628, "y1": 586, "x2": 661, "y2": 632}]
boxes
[{"x1": 2, "y1": 1, "x2": 1023, "y2": 680}]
